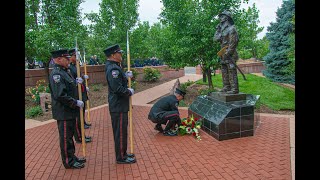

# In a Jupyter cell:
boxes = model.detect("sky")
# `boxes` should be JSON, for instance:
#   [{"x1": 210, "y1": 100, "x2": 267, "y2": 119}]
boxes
[{"x1": 80, "y1": 0, "x2": 284, "y2": 39}]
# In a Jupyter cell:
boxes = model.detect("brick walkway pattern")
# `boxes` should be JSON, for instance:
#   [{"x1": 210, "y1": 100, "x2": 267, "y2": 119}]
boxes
[{"x1": 26, "y1": 106, "x2": 291, "y2": 180}]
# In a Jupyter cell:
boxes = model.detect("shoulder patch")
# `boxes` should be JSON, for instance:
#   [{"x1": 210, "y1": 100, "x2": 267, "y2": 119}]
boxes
[
  {"x1": 111, "y1": 70, "x2": 120, "y2": 78},
  {"x1": 53, "y1": 75, "x2": 61, "y2": 83}
]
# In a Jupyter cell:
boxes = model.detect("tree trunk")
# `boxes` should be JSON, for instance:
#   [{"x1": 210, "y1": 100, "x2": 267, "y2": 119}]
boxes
[
  {"x1": 202, "y1": 70, "x2": 207, "y2": 83},
  {"x1": 206, "y1": 68, "x2": 213, "y2": 90},
  {"x1": 44, "y1": 66, "x2": 50, "y2": 82},
  {"x1": 32, "y1": 0, "x2": 38, "y2": 27}
]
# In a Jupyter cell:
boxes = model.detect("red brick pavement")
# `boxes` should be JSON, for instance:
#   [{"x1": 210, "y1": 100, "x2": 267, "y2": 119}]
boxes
[{"x1": 25, "y1": 106, "x2": 291, "y2": 180}]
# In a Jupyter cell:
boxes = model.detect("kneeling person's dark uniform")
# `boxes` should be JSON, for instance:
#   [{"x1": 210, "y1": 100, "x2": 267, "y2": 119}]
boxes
[{"x1": 148, "y1": 89, "x2": 186, "y2": 136}]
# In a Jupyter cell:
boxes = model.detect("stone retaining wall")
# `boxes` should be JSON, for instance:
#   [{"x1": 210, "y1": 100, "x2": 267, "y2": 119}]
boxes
[{"x1": 195, "y1": 61, "x2": 265, "y2": 75}]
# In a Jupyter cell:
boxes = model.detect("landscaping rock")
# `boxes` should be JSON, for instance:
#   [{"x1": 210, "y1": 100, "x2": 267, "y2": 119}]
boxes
[{"x1": 40, "y1": 93, "x2": 51, "y2": 112}]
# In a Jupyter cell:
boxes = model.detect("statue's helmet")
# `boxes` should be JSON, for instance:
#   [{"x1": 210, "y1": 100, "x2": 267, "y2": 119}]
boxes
[{"x1": 218, "y1": 10, "x2": 233, "y2": 19}]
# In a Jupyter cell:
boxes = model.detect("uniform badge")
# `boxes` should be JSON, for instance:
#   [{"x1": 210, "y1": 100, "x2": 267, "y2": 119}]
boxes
[
  {"x1": 53, "y1": 75, "x2": 61, "y2": 83},
  {"x1": 175, "y1": 102, "x2": 178, "y2": 108},
  {"x1": 111, "y1": 70, "x2": 119, "y2": 78}
]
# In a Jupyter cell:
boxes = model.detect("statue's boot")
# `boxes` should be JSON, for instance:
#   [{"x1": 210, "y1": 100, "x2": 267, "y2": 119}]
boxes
[
  {"x1": 226, "y1": 89, "x2": 239, "y2": 94},
  {"x1": 220, "y1": 86, "x2": 231, "y2": 93}
]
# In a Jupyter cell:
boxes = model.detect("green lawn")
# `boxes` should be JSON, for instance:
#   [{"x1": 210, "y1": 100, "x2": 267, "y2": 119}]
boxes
[{"x1": 196, "y1": 74, "x2": 295, "y2": 111}]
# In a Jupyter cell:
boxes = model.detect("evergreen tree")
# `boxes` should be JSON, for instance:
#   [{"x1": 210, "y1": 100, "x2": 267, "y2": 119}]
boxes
[
  {"x1": 287, "y1": 0, "x2": 295, "y2": 75},
  {"x1": 263, "y1": 0, "x2": 295, "y2": 84}
]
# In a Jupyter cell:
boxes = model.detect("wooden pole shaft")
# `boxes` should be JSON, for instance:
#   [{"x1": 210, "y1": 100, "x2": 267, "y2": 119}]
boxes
[
  {"x1": 127, "y1": 31, "x2": 134, "y2": 154},
  {"x1": 83, "y1": 56, "x2": 91, "y2": 124},
  {"x1": 76, "y1": 47, "x2": 86, "y2": 157}
]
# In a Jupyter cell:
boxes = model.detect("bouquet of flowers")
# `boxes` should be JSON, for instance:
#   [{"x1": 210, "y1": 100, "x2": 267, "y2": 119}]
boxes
[{"x1": 178, "y1": 115, "x2": 203, "y2": 141}]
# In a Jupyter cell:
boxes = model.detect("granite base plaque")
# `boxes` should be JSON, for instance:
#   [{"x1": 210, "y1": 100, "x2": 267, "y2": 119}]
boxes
[{"x1": 188, "y1": 92, "x2": 260, "y2": 141}]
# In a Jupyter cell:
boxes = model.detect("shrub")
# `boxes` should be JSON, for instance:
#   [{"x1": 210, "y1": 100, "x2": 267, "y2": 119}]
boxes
[
  {"x1": 91, "y1": 84, "x2": 102, "y2": 91},
  {"x1": 143, "y1": 67, "x2": 161, "y2": 82},
  {"x1": 26, "y1": 80, "x2": 50, "y2": 104},
  {"x1": 25, "y1": 106, "x2": 43, "y2": 118},
  {"x1": 178, "y1": 100, "x2": 188, "y2": 107},
  {"x1": 180, "y1": 80, "x2": 194, "y2": 92},
  {"x1": 124, "y1": 68, "x2": 138, "y2": 89},
  {"x1": 130, "y1": 80, "x2": 138, "y2": 90}
]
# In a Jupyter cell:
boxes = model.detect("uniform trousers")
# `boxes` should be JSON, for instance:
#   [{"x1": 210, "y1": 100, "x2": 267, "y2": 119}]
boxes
[
  {"x1": 153, "y1": 110, "x2": 181, "y2": 131},
  {"x1": 74, "y1": 103, "x2": 86, "y2": 142},
  {"x1": 110, "y1": 112, "x2": 129, "y2": 161},
  {"x1": 57, "y1": 119, "x2": 77, "y2": 168}
]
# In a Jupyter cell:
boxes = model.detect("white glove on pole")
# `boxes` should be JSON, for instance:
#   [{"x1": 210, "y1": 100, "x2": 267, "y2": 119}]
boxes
[
  {"x1": 76, "y1": 100, "x2": 84, "y2": 108},
  {"x1": 83, "y1": 75, "x2": 89, "y2": 79},
  {"x1": 126, "y1": 71, "x2": 133, "y2": 78},
  {"x1": 86, "y1": 87, "x2": 89, "y2": 92},
  {"x1": 128, "y1": 88, "x2": 134, "y2": 95},
  {"x1": 76, "y1": 77, "x2": 83, "y2": 84}
]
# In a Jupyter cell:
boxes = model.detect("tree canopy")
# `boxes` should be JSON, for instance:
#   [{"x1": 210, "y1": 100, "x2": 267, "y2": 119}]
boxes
[{"x1": 25, "y1": 0, "x2": 273, "y2": 79}]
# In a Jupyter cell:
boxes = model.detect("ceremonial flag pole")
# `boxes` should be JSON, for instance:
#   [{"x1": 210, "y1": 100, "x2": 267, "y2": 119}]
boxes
[
  {"x1": 75, "y1": 38, "x2": 86, "y2": 157},
  {"x1": 83, "y1": 49, "x2": 91, "y2": 124},
  {"x1": 127, "y1": 30, "x2": 134, "y2": 154}
]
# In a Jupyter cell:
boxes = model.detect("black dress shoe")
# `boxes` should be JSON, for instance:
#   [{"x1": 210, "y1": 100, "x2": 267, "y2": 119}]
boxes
[
  {"x1": 85, "y1": 122, "x2": 92, "y2": 126},
  {"x1": 84, "y1": 124, "x2": 90, "y2": 129},
  {"x1": 154, "y1": 124, "x2": 164, "y2": 132},
  {"x1": 85, "y1": 138, "x2": 92, "y2": 143},
  {"x1": 76, "y1": 138, "x2": 92, "y2": 144},
  {"x1": 163, "y1": 130, "x2": 177, "y2": 136},
  {"x1": 66, "y1": 161, "x2": 85, "y2": 169},
  {"x1": 85, "y1": 136, "x2": 92, "y2": 140},
  {"x1": 125, "y1": 153, "x2": 135, "y2": 158},
  {"x1": 76, "y1": 157, "x2": 86, "y2": 163},
  {"x1": 116, "y1": 157, "x2": 136, "y2": 164}
]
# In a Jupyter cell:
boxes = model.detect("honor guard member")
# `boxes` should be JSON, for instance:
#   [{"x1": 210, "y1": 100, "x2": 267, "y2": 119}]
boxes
[
  {"x1": 48, "y1": 49, "x2": 86, "y2": 169},
  {"x1": 104, "y1": 44, "x2": 136, "y2": 164},
  {"x1": 68, "y1": 48, "x2": 92, "y2": 144},
  {"x1": 148, "y1": 88, "x2": 186, "y2": 136}
]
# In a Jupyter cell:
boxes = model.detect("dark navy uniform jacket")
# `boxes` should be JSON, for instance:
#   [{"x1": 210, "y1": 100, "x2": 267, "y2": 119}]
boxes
[
  {"x1": 148, "y1": 95, "x2": 179, "y2": 121},
  {"x1": 105, "y1": 60, "x2": 132, "y2": 112},
  {"x1": 49, "y1": 64, "x2": 79, "y2": 120}
]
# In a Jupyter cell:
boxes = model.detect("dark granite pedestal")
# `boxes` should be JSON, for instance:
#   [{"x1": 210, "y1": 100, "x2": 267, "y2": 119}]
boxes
[{"x1": 188, "y1": 92, "x2": 260, "y2": 141}]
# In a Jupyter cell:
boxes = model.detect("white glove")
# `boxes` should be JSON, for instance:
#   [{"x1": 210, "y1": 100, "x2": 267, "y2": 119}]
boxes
[
  {"x1": 83, "y1": 75, "x2": 89, "y2": 79},
  {"x1": 76, "y1": 100, "x2": 84, "y2": 108},
  {"x1": 125, "y1": 71, "x2": 133, "y2": 78},
  {"x1": 128, "y1": 88, "x2": 134, "y2": 95},
  {"x1": 86, "y1": 87, "x2": 89, "y2": 92},
  {"x1": 76, "y1": 77, "x2": 83, "y2": 84}
]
